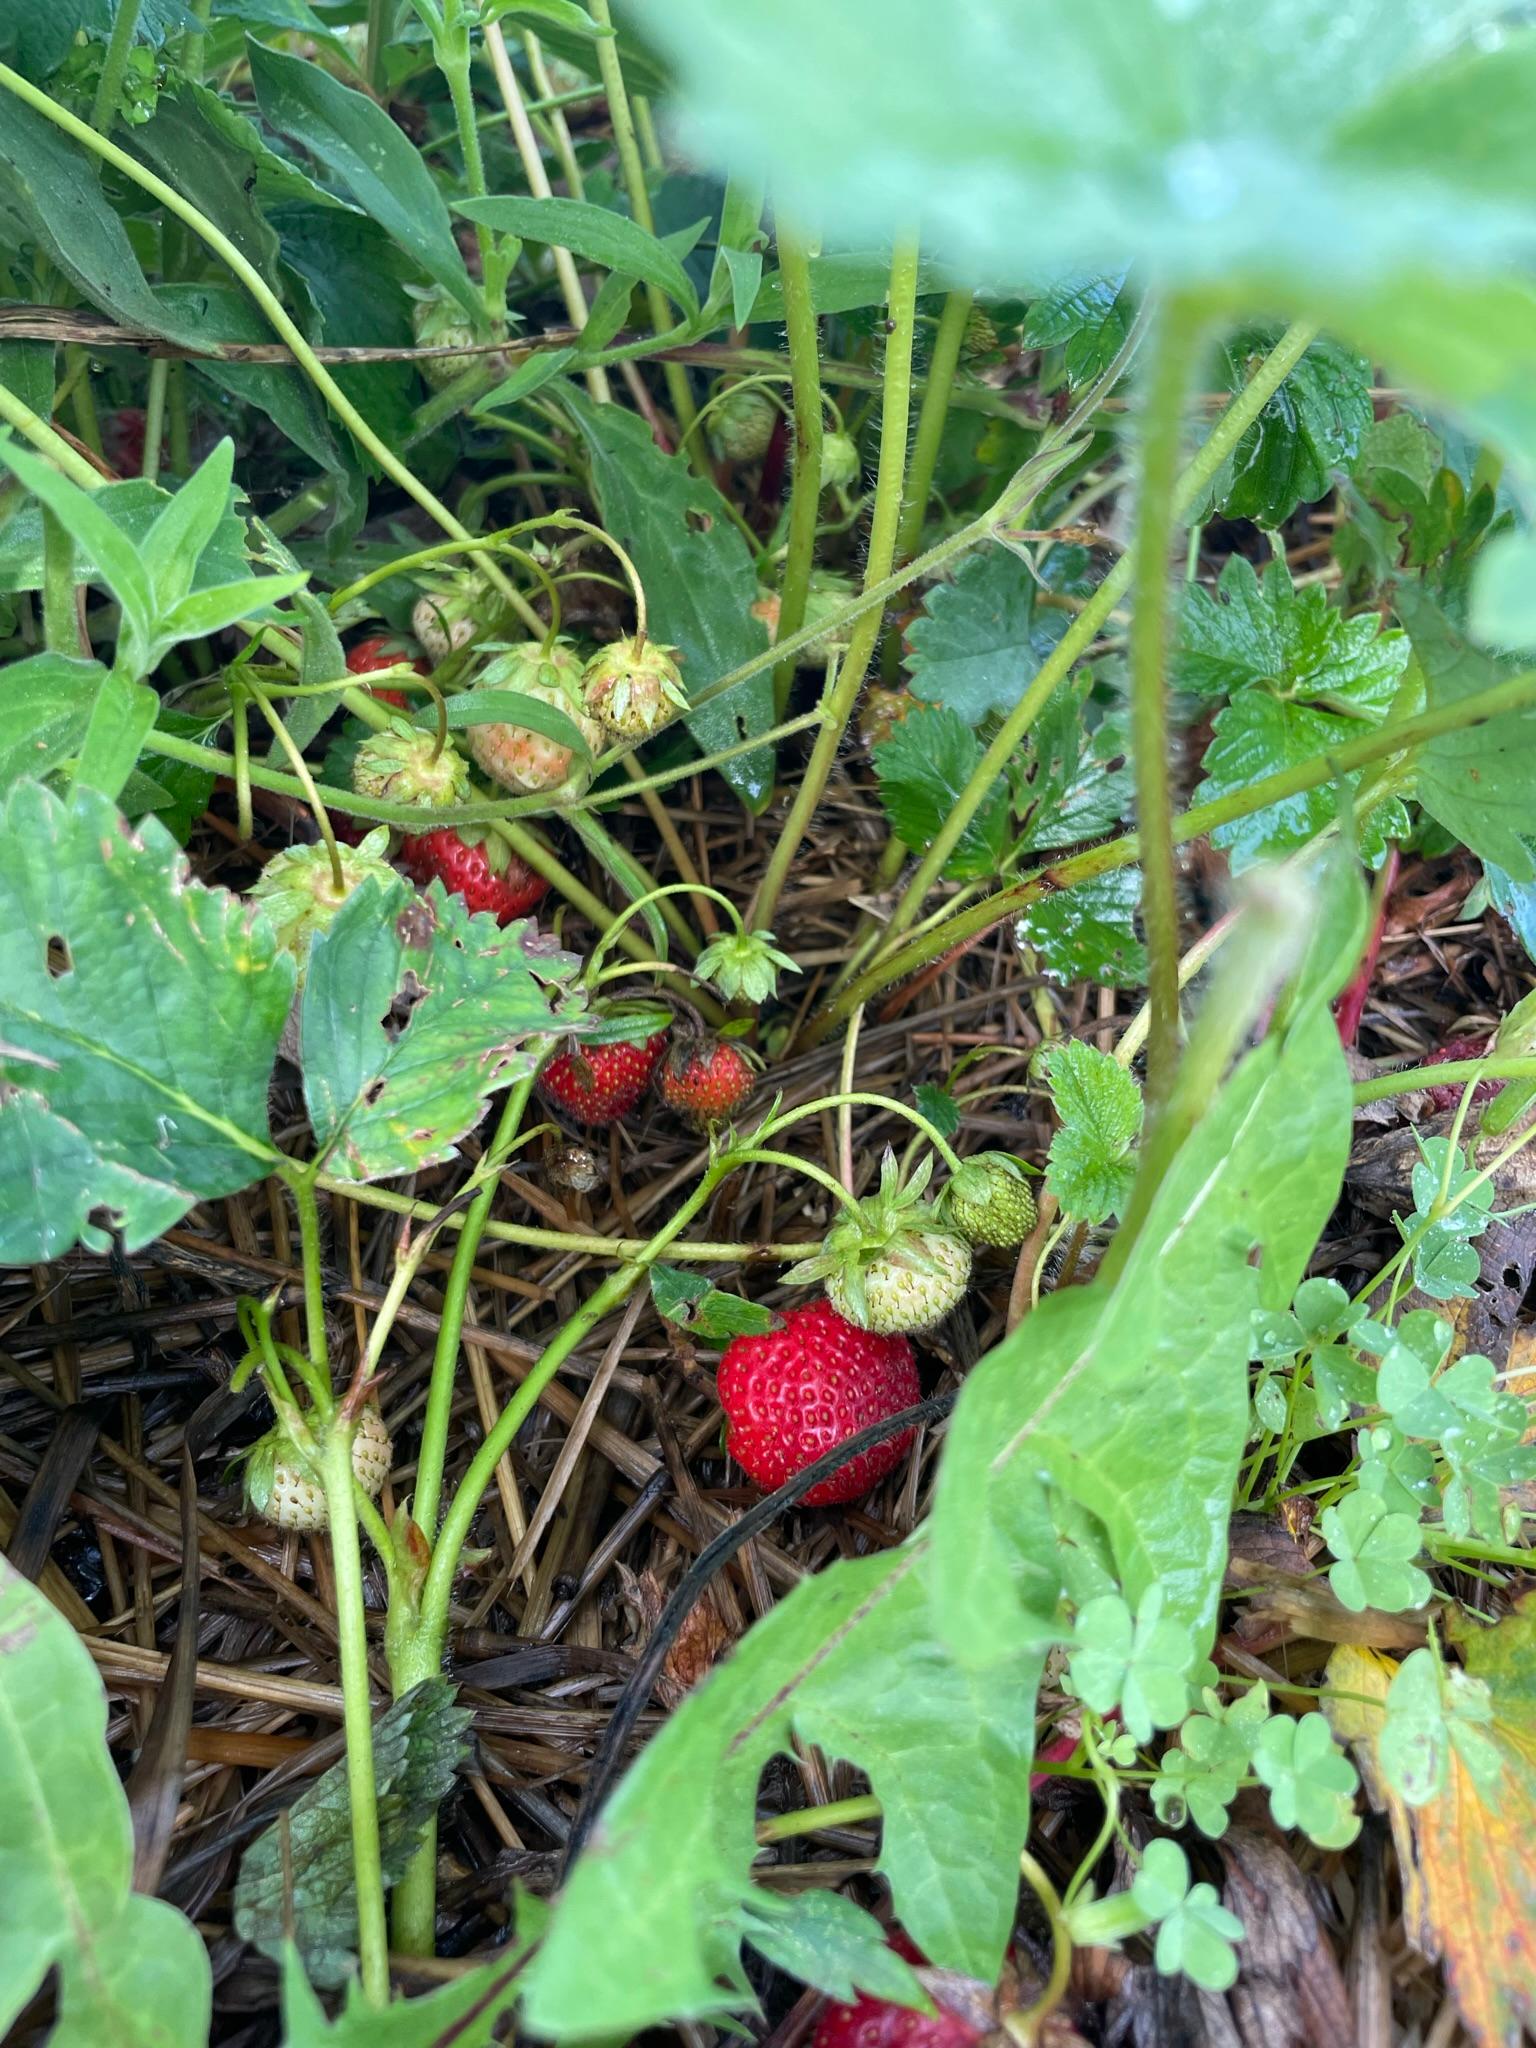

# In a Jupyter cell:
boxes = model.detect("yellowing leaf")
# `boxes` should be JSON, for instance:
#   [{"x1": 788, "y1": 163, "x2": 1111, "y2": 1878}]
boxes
[{"x1": 1324, "y1": 1643, "x2": 1422, "y2": 1931}]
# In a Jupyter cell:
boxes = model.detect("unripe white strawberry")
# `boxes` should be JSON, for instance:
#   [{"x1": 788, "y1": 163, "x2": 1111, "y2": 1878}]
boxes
[
  {"x1": 819, "y1": 432, "x2": 860, "y2": 490},
  {"x1": 351, "y1": 728, "x2": 471, "y2": 809},
  {"x1": 580, "y1": 634, "x2": 688, "y2": 741},
  {"x1": 248, "y1": 827, "x2": 395, "y2": 984},
  {"x1": 466, "y1": 641, "x2": 603, "y2": 796},
  {"x1": 785, "y1": 1150, "x2": 972, "y2": 1335},
  {"x1": 713, "y1": 385, "x2": 777, "y2": 462},
  {"x1": 412, "y1": 574, "x2": 491, "y2": 663},
  {"x1": 245, "y1": 1405, "x2": 393, "y2": 1532},
  {"x1": 750, "y1": 569, "x2": 857, "y2": 668}
]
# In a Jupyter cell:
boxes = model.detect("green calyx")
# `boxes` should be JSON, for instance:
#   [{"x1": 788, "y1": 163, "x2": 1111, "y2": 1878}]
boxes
[
  {"x1": 940, "y1": 1151, "x2": 1039, "y2": 1248},
  {"x1": 696, "y1": 926, "x2": 798, "y2": 1004},
  {"x1": 784, "y1": 1150, "x2": 972, "y2": 1334},
  {"x1": 352, "y1": 727, "x2": 471, "y2": 809},
  {"x1": 482, "y1": 637, "x2": 585, "y2": 698},
  {"x1": 581, "y1": 634, "x2": 689, "y2": 739},
  {"x1": 248, "y1": 827, "x2": 396, "y2": 977}
]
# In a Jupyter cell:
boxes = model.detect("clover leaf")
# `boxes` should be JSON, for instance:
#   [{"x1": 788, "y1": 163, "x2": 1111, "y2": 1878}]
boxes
[
  {"x1": 1250, "y1": 1712, "x2": 1361, "y2": 1850},
  {"x1": 1067, "y1": 1584, "x2": 1196, "y2": 1744},
  {"x1": 1132, "y1": 1841, "x2": 1245, "y2": 1995},
  {"x1": 1321, "y1": 1488, "x2": 1431, "y2": 1615},
  {"x1": 1379, "y1": 1646, "x2": 1505, "y2": 1807}
]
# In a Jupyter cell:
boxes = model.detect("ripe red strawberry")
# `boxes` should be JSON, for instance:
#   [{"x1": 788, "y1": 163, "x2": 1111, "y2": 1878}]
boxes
[
  {"x1": 716, "y1": 1299, "x2": 920, "y2": 1506},
  {"x1": 811, "y1": 1933, "x2": 988, "y2": 2048},
  {"x1": 1422, "y1": 1033, "x2": 1499, "y2": 1113},
  {"x1": 104, "y1": 406, "x2": 149, "y2": 477},
  {"x1": 347, "y1": 634, "x2": 428, "y2": 709},
  {"x1": 398, "y1": 825, "x2": 548, "y2": 925},
  {"x1": 538, "y1": 1029, "x2": 669, "y2": 1127},
  {"x1": 657, "y1": 1033, "x2": 754, "y2": 1130}
]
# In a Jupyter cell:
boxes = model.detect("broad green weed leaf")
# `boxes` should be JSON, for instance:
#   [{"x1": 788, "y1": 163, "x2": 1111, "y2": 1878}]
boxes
[
  {"x1": 1041, "y1": 1039, "x2": 1143, "y2": 1225},
  {"x1": 0, "y1": 781, "x2": 289, "y2": 1261},
  {"x1": 73, "y1": 671, "x2": 158, "y2": 800},
  {"x1": 236, "y1": 1682, "x2": 471, "y2": 1988},
  {"x1": 564, "y1": 390, "x2": 774, "y2": 808},
  {"x1": 935, "y1": 853, "x2": 1360, "y2": 1663},
  {"x1": 906, "y1": 549, "x2": 1065, "y2": 723},
  {"x1": 0, "y1": 87, "x2": 204, "y2": 345},
  {"x1": 523, "y1": 1547, "x2": 1044, "y2": 2036},
  {"x1": 248, "y1": 37, "x2": 479, "y2": 317},
  {"x1": 0, "y1": 651, "x2": 111, "y2": 794},
  {"x1": 144, "y1": 437, "x2": 238, "y2": 611},
  {"x1": 458, "y1": 195, "x2": 699, "y2": 313},
  {"x1": 0, "y1": 475, "x2": 251, "y2": 597},
  {"x1": 0, "y1": 439, "x2": 154, "y2": 667},
  {"x1": 872, "y1": 705, "x2": 1008, "y2": 880},
  {"x1": 748, "y1": 250, "x2": 953, "y2": 323},
  {"x1": 299, "y1": 877, "x2": 582, "y2": 1182},
  {"x1": 0, "y1": 1556, "x2": 211, "y2": 2045}
]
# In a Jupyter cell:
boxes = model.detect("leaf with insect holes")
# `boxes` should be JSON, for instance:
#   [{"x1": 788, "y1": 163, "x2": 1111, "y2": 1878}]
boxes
[
  {"x1": 564, "y1": 391, "x2": 775, "y2": 810},
  {"x1": 235, "y1": 1682, "x2": 471, "y2": 1988},
  {"x1": 0, "y1": 781, "x2": 290, "y2": 1262},
  {"x1": 1042, "y1": 1039, "x2": 1143, "y2": 1225},
  {"x1": 1015, "y1": 866, "x2": 1147, "y2": 989},
  {"x1": 1202, "y1": 329, "x2": 1374, "y2": 529},
  {"x1": 523, "y1": 1544, "x2": 1047, "y2": 2037},
  {"x1": 0, "y1": 1557, "x2": 211, "y2": 2045},
  {"x1": 741, "y1": 1891, "x2": 927, "y2": 2009},
  {"x1": 650, "y1": 1264, "x2": 774, "y2": 1341},
  {"x1": 905, "y1": 549, "x2": 1067, "y2": 724},
  {"x1": 299, "y1": 877, "x2": 584, "y2": 1183},
  {"x1": 872, "y1": 705, "x2": 1008, "y2": 879}
]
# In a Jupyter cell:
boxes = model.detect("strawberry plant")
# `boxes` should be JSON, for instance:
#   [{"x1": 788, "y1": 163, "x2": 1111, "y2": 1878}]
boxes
[{"x1": 7, "y1": 3, "x2": 1536, "y2": 2045}]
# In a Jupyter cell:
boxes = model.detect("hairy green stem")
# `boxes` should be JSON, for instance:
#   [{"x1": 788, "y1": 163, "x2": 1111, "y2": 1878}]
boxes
[
  {"x1": 291, "y1": 1173, "x2": 332, "y2": 1384},
  {"x1": 750, "y1": 233, "x2": 921, "y2": 934},
  {"x1": 587, "y1": 0, "x2": 696, "y2": 436},
  {"x1": 803, "y1": 659, "x2": 1536, "y2": 1046},
  {"x1": 182, "y1": 0, "x2": 214, "y2": 78},
  {"x1": 0, "y1": 64, "x2": 538, "y2": 631},
  {"x1": 771, "y1": 217, "x2": 824, "y2": 719},
  {"x1": 881, "y1": 320, "x2": 1318, "y2": 941},
  {"x1": 413, "y1": 1078, "x2": 536, "y2": 1537},
  {"x1": 89, "y1": 0, "x2": 144, "y2": 131},
  {"x1": 1353, "y1": 1056, "x2": 1536, "y2": 1104},
  {"x1": 1127, "y1": 296, "x2": 1203, "y2": 1110},
  {"x1": 320, "y1": 1425, "x2": 390, "y2": 2006},
  {"x1": 895, "y1": 288, "x2": 972, "y2": 562}
]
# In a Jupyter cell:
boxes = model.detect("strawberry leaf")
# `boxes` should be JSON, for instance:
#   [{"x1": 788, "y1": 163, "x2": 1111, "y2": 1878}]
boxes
[
  {"x1": 299, "y1": 877, "x2": 583, "y2": 1182},
  {"x1": 1042, "y1": 1039, "x2": 1143, "y2": 1226},
  {"x1": 1203, "y1": 329, "x2": 1373, "y2": 529},
  {"x1": 0, "y1": 780, "x2": 290, "y2": 1260},
  {"x1": 651, "y1": 1264, "x2": 775, "y2": 1340},
  {"x1": 1014, "y1": 867, "x2": 1147, "y2": 988},
  {"x1": 906, "y1": 549, "x2": 1066, "y2": 724},
  {"x1": 1020, "y1": 274, "x2": 1131, "y2": 389},
  {"x1": 872, "y1": 704, "x2": 1008, "y2": 880}
]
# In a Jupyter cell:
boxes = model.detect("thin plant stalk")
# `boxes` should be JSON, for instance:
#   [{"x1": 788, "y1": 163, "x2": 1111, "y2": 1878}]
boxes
[
  {"x1": 484, "y1": 20, "x2": 611, "y2": 405},
  {"x1": 895, "y1": 288, "x2": 973, "y2": 562},
  {"x1": 0, "y1": 64, "x2": 542, "y2": 634},
  {"x1": 89, "y1": 0, "x2": 144, "y2": 132},
  {"x1": 586, "y1": 0, "x2": 697, "y2": 437},
  {"x1": 366, "y1": 0, "x2": 393, "y2": 90},
  {"x1": 750, "y1": 233, "x2": 921, "y2": 935},
  {"x1": 141, "y1": 358, "x2": 168, "y2": 483},
  {"x1": 319, "y1": 1423, "x2": 390, "y2": 2007},
  {"x1": 182, "y1": 0, "x2": 214, "y2": 77},
  {"x1": 0, "y1": 378, "x2": 104, "y2": 489},
  {"x1": 1126, "y1": 296, "x2": 1203, "y2": 1110},
  {"x1": 771, "y1": 217, "x2": 824, "y2": 719}
]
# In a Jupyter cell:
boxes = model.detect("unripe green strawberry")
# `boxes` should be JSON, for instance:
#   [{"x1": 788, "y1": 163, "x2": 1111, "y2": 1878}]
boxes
[
  {"x1": 785, "y1": 1151, "x2": 972, "y2": 1335},
  {"x1": 750, "y1": 569, "x2": 857, "y2": 668},
  {"x1": 713, "y1": 384, "x2": 777, "y2": 461},
  {"x1": 939, "y1": 1152, "x2": 1038, "y2": 1248},
  {"x1": 465, "y1": 641, "x2": 602, "y2": 796},
  {"x1": 581, "y1": 634, "x2": 688, "y2": 740},
  {"x1": 819, "y1": 432, "x2": 860, "y2": 490},
  {"x1": 352, "y1": 727, "x2": 471, "y2": 809},
  {"x1": 244, "y1": 1404, "x2": 393, "y2": 1532},
  {"x1": 412, "y1": 291, "x2": 490, "y2": 392},
  {"x1": 249, "y1": 826, "x2": 395, "y2": 983}
]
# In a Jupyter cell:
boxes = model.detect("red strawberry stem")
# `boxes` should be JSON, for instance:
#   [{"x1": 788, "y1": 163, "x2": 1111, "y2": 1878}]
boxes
[{"x1": 1333, "y1": 847, "x2": 1398, "y2": 1047}]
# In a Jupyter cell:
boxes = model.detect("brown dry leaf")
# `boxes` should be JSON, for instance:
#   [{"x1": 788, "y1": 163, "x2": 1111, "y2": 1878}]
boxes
[
  {"x1": 1327, "y1": 1615, "x2": 1536, "y2": 2045},
  {"x1": 616, "y1": 1563, "x2": 733, "y2": 1707}
]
